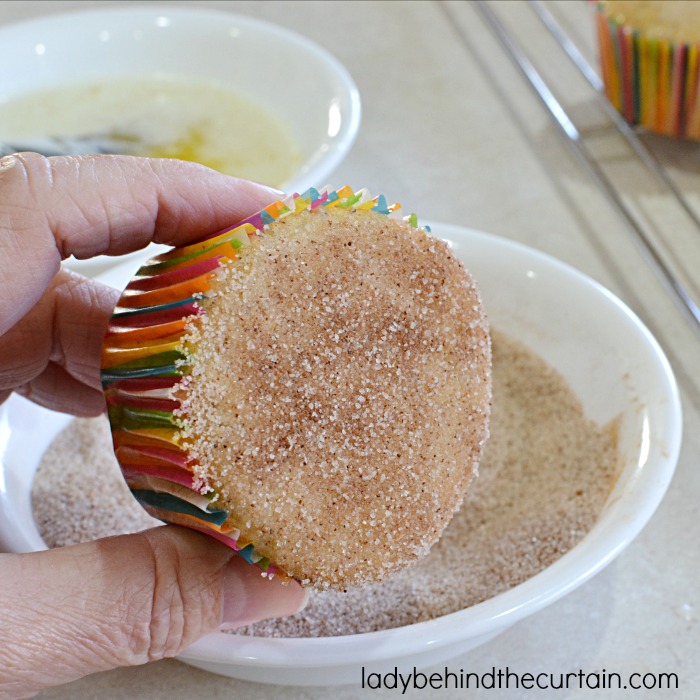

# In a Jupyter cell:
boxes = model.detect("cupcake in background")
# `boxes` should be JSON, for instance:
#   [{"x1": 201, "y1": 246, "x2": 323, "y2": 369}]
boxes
[{"x1": 595, "y1": 0, "x2": 700, "y2": 139}]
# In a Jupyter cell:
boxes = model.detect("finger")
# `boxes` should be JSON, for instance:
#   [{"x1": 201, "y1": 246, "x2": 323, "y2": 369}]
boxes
[
  {"x1": 0, "y1": 267, "x2": 118, "y2": 414},
  {"x1": 0, "y1": 527, "x2": 307, "y2": 698},
  {"x1": 15, "y1": 363, "x2": 106, "y2": 416},
  {"x1": 0, "y1": 153, "x2": 283, "y2": 335}
]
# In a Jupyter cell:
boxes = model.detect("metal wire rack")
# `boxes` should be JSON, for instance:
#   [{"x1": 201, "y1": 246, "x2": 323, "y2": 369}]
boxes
[{"x1": 469, "y1": 0, "x2": 700, "y2": 332}]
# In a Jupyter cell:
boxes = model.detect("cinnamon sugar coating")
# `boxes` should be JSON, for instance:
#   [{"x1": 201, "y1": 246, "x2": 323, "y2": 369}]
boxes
[{"x1": 178, "y1": 207, "x2": 491, "y2": 589}]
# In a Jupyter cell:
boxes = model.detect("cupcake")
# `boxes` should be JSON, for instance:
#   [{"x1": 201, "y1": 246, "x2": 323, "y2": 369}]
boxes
[
  {"x1": 101, "y1": 186, "x2": 492, "y2": 590},
  {"x1": 595, "y1": 0, "x2": 700, "y2": 139}
]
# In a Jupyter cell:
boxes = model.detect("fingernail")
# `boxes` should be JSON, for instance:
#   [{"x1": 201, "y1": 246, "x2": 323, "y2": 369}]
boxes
[
  {"x1": 219, "y1": 557, "x2": 309, "y2": 630},
  {"x1": 260, "y1": 183, "x2": 285, "y2": 194},
  {"x1": 255, "y1": 183, "x2": 286, "y2": 196},
  {"x1": 233, "y1": 176, "x2": 285, "y2": 196}
]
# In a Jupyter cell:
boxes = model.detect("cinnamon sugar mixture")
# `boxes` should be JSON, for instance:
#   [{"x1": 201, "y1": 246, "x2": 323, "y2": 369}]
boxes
[
  {"x1": 31, "y1": 332, "x2": 619, "y2": 636},
  {"x1": 179, "y1": 208, "x2": 491, "y2": 589}
]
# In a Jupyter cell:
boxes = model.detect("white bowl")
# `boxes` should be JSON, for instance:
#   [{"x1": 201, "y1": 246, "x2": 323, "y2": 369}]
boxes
[
  {"x1": 0, "y1": 223, "x2": 681, "y2": 685},
  {"x1": 0, "y1": 4, "x2": 361, "y2": 277}
]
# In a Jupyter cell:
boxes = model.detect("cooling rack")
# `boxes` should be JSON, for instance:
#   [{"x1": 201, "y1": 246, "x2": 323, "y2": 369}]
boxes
[{"x1": 447, "y1": 0, "x2": 700, "y2": 332}]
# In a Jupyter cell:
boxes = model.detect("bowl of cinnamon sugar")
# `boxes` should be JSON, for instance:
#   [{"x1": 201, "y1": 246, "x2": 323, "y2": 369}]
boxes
[{"x1": 0, "y1": 221, "x2": 681, "y2": 685}]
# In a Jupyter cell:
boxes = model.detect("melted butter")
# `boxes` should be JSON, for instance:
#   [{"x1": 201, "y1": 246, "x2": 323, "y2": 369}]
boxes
[
  {"x1": 0, "y1": 77, "x2": 302, "y2": 188},
  {"x1": 144, "y1": 126, "x2": 232, "y2": 174}
]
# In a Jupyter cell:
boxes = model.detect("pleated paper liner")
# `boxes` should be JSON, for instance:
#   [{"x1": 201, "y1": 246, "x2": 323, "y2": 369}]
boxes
[
  {"x1": 101, "y1": 186, "x2": 422, "y2": 581},
  {"x1": 595, "y1": 1, "x2": 700, "y2": 139}
]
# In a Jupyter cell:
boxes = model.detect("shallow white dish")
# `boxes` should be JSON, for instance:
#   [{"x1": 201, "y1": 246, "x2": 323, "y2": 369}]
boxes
[
  {"x1": 0, "y1": 4, "x2": 361, "y2": 278},
  {"x1": 0, "y1": 223, "x2": 681, "y2": 686}
]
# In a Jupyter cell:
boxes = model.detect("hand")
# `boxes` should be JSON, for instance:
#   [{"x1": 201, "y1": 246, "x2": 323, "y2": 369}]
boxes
[{"x1": 0, "y1": 154, "x2": 308, "y2": 699}]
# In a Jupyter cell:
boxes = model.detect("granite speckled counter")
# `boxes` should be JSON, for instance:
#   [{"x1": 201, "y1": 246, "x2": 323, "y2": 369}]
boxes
[{"x1": 1, "y1": 1, "x2": 697, "y2": 698}]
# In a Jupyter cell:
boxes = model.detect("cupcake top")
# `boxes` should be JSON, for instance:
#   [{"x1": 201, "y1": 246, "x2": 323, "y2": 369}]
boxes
[
  {"x1": 179, "y1": 204, "x2": 491, "y2": 588},
  {"x1": 600, "y1": 1, "x2": 700, "y2": 43},
  {"x1": 102, "y1": 187, "x2": 492, "y2": 590}
]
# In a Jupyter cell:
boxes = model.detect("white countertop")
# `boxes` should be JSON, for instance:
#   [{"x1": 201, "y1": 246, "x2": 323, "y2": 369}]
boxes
[{"x1": 1, "y1": 0, "x2": 698, "y2": 697}]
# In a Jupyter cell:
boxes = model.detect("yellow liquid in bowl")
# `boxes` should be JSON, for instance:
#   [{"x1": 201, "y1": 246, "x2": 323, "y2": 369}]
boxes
[{"x1": 0, "y1": 76, "x2": 302, "y2": 188}]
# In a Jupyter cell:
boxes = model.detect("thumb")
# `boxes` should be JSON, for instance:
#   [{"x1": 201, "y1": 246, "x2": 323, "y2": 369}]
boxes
[{"x1": 0, "y1": 526, "x2": 307, "y2": 698}]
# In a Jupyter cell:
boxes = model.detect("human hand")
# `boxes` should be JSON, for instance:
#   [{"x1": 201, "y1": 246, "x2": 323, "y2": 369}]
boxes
[{"x1": 0, "y1": 154, "x2": 308, "y2": 699}]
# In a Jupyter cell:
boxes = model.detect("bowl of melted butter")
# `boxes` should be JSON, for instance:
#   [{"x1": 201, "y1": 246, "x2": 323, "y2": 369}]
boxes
[{"x1": 0, "y1": 5, "x2": 361, "y2": 272}]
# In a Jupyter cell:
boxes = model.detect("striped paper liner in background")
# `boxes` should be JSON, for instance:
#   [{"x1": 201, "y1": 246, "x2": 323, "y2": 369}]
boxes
[{"x1": 595, "y1": 1, "x2": 700, "y2": 139}]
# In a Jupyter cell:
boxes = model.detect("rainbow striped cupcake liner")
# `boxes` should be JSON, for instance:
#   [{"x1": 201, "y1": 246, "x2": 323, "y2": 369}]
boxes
[
  {"x1": 595, "y1": 1, "x2": 700, "y2": 139},
  {"x1": 101, "y1": 186, "x2": 420, "y2": 580}
]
